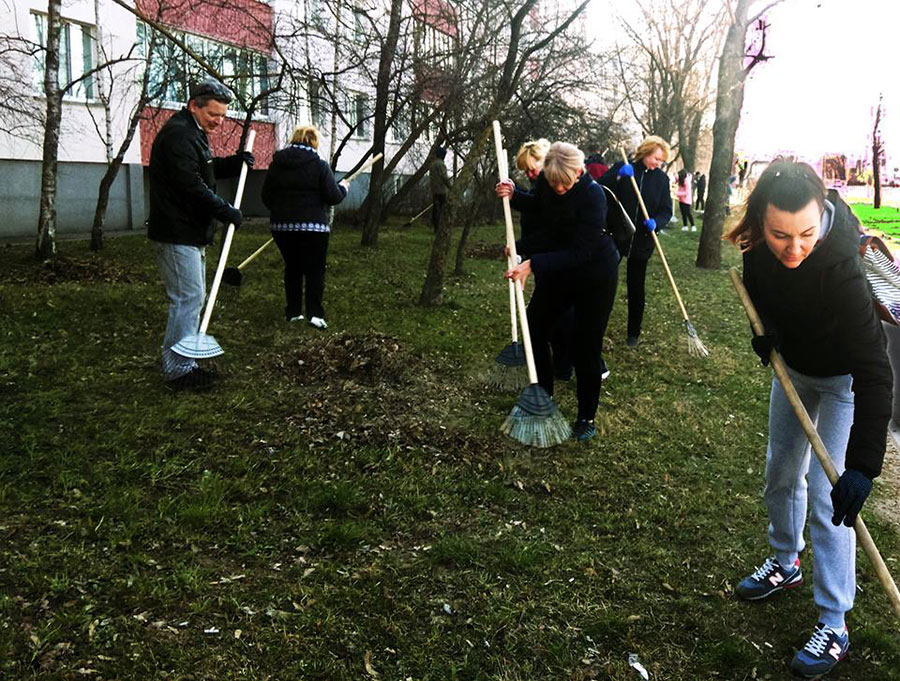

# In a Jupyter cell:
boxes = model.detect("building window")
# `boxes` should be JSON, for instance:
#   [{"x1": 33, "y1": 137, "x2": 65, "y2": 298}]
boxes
[
  {"x1": 32, "y1": 12, "x2": 96, "y2": 100},
  {"x1": 346, "y1": 91, "x2": 370, "y2": 139},
  {"x1": 308, "y1": 77, "x2": 328, "y2": 128},
  {"x1": 137, "y1": 22, "x2": 269, "y2": 116},
  {"x1": 389, "y1": 107, "x2": 409, "y2": 143}
]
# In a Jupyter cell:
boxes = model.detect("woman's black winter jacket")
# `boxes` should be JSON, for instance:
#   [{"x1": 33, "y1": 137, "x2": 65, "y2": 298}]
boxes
[
  {"x1": 600, "y1": 160, "x2": 673, "y2": 259},
  {"x1": 743, "y1": 194, "x2": 892, "y2": 479},
  {"x1": 262, "y1": 145, "x2": 347, "y2": 224}
]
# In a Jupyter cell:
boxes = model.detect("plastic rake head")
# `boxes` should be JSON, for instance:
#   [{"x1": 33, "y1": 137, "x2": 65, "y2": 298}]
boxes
[
  {"x1": 684, "y1": 320, "x2": 709, "y2": 358},
  {"x1": 494, "y1": 341, "x2": 526, "y2": 367},
  {"x1": 170, "y1": 333, "x2": 224, "y2": 360}
]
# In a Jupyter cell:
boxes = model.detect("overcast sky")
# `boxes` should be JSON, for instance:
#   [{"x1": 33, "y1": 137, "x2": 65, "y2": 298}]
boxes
[{"x1": 587, "y1": 0, "x2": 896, "y2": 166}]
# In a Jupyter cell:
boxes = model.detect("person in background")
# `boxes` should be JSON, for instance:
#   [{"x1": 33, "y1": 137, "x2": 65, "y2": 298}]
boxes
[
  {"x1": 726, "y1": 161, "x2": 891, "y2": 679},
  {"x1": 497, "y1": 142, "x2": 619, "y2": 441},
  {"x1": 148, "y1": 78, "x2": 252, "y2": 392},
  {"x1": 262, "y1": 125, "x2": 348, "y2": 330},
  {"x1": 430, "y1": 146, "x2": 452, "y2": 232},
  {"x1": 585, "y1": 148, "x2": 608, "y2": 181},
  {"x1": 695, "y1": 171, "x2": 706, "y2": 211},
  {"x1": 600, "y1": 136, "x2": 673, "y2": 348},
  {"x1": 676, "y1": 168, "x2": 696, "y2": 232}
]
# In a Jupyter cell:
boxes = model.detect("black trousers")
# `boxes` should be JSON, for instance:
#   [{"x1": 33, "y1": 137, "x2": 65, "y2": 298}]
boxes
[
  {"x1": 695, "y1": 191, "x2": 705, "y2": 210},
  {"x1": 526, "y1": 265, "x2": 618, "y2": 421},
  {"x1": 679, "y1": 202, "x2": 695, "y2": 226},
  {"x1": 272, "y1": 230, "x2": 330, "y2": 320},
  {"x1": 625, "y1": 256, "x2": 649, "y2": 339},
  {"x1": 432, "y1": 194, "x2": 447, "y2": 232}
]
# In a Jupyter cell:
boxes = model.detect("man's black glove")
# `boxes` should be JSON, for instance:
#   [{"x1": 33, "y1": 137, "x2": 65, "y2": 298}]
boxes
[
  {"x1": 750, "y1": 333, "x2": 777, "y2": 367},
  {"x1": 221, "y1": 204, "x2": 242, "y2": 228},
  {"x1": 239, "y1": 151, "x2": 255, "y2": 168},
  {"x1": 831, "y1": 469, "x2": 872, "y2": 527}
]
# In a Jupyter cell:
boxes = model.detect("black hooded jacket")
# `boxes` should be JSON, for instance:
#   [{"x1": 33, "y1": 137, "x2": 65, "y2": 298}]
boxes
[
  {"x1": 261, "y1": 144, "x2": 347, "y2": 224},
  {"x1": 600, "y1": 160, "x2": 673, "y2": 259},
  {"x1": 147, "y1": 108, "x2": 243, "y2": 246},
  {"x1": 743, "y1": 194, "x2": 892, "y2": 479},
  {"x1": 511, "y1": 171, "x2": 618, "y2": 278}
]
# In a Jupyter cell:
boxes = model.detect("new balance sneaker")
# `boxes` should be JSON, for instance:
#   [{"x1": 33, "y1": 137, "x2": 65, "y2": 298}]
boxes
[
  {"x1": 572, "y1": 419, "x2": 596, "y2": 442},
  {"x1": 309, "y1": 316, "x2": 328, "y2": 330},
  {"x1": 165, "y1": 367, "x2": 218, "y2": 393},
  {"x1": 735, "y1": 556, "x2": 803, "y2": 600},
  {"x1": 790, "y1": 623, "x2": 849, "y2": 678}
]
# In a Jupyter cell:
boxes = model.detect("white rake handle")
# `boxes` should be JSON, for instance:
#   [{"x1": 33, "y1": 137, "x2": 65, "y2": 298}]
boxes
[
  {"x1": 199, "y1": 129, "x2": 256, "y2": 335},
  {"x1": 493, "y1": 120, "x2": 537, "y2": 384},
  {"x1": 344, "y1": 152, "x2": 383, "y2": 183}
]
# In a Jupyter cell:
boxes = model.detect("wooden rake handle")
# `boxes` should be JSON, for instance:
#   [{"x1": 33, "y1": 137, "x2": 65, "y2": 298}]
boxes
[
  {"x1": 730, "y1": 267, "x2": 900, "y2": 621},
  {"x1": 493, "y1": 120, "x2": 536, "y2": 383},
  {"x1": 344, "y1": 152, "x2": 383, "y2": 183},
  {"x1": 237, "y1": 237, "x2": 274, "y2": 271},
  {"x1": 199, "y1": 129, "x2": 256, "y2": 335},
  {"x1": 619, "y1": 149, "x2": 690, "y2": 323}
]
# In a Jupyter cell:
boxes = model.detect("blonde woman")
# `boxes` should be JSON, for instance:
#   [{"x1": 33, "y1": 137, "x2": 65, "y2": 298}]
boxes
[
  {"x1": 262, "y1": 125, "x2": 348, "y2": 329},
  {"x1": 514, "y1": 138, "x2": 550, "y2": 239},
  {"x1": 496, "y1": 142, "x2": 619, "y2": 441},
  {"x1": 600, "y1": 135, "x2": 673, "y2": 347}
]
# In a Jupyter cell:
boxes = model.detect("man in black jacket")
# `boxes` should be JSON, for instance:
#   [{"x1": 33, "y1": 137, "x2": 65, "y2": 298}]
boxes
[{"x1": 148, "y1": 78, "x2": 253, "y2": 391}]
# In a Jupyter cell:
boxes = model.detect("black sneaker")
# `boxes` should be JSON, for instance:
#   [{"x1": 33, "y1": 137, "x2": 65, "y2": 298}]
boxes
[
  {"x1": 626, "y1": 335, "x2": 640, "y2": 348},
  {"x1": 572, "y1": 419, "x2": 596, "y2": 442},
  {"x1": 735, "y1": 556, "x2": 802, "y2": 600},
  {"x1": 166, "y1": 367, "x2": 218, "y2": 392}
]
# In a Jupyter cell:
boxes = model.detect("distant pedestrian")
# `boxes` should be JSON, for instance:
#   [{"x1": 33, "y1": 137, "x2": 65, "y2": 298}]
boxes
[
  {"x1": 695, "y1": 172, "x2": 706, "y2": 210},
  {"x1": 585, "y1": 148, "x2": 608, "y2": 181},
  {"x1": 430, "y1": 146, "x2": 452, "y2": 232},
  {"x1": 676, "y1": 169, "x2": 696, "y2": 232},
  {"x1": 262, "y1": 125, "x2": 348, "y2": 329},
  {"x1": 148, "y1": 78, "x2": 251, "y2": 392}
]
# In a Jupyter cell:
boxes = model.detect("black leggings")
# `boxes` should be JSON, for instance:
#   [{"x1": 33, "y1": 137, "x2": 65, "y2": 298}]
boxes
[
  {"x1": 679, "y1": 202, "x2": 695, "y2": 226},
  {"x1": 526, "y1": 266, "x2": 618, "y2": 421},
  {"x1": 625, "y1": 256, "x2": 649, "y2": 339},
  {"x1": 272, "y1": 230, "x2": 330, "y2": 320}
]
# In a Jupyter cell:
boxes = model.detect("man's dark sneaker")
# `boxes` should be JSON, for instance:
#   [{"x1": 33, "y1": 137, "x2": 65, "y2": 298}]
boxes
[
  {"x1": 165, "y1": 367, "x2": 218, "y2": 392},
  {"x1": 600, "y1": 357, "x2": 610, "y2": 381},
  {"x1": 572, "y1": 419, "x2": 596, "y2": 442},
  {"x1": 790, "y1": 623, "x2": 849, "y2": 678},
  {"x1": 626, "y1": 335, "x2": 640, "y2": 348},
  {"x1": 735, "y1": 556, "x2": 802, "y2": 600}
]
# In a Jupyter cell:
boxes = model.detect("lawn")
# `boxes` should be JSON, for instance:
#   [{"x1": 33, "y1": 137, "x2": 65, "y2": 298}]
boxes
[
  {"x1": 852, "y1": 202, "x2": 900, "y2": 239},
  {"x1": 1, "y1": 218, "x2": 899, "y2": 680}
]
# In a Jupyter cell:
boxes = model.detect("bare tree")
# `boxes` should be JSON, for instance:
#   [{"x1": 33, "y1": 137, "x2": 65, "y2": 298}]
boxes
[
  {"x1": 872, "y1": 93, "x2": 883, "y2": 210},
  {"x1": 696, "y1": 0, "x2": 782, "y2": 270},
  {"x1": 35, "y1": 0, "x2": 63, "y2": 259}
]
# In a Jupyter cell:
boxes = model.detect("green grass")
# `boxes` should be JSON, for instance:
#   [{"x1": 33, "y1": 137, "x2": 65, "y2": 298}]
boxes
[
  {"x1": 1, "y1": 217, "x2": 898, "y2": 679},
  {"x1": 852, "y1": 202, "x2": 900, "y2": 238}
]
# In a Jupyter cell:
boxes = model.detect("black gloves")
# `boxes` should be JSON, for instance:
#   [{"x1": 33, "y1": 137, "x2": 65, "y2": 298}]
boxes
[
  {"x1": 239, "y1": 151, "x2": 255, "y2": 168},
  {"x1": 221, "y1": 204, "x2": 242, "y2": 228},
  {"x1": 831, "y1": 469, "x2": 873, "y2": 527},
  {"x1": 750, "y1": 333, "x2": 777, "y2": 366}
]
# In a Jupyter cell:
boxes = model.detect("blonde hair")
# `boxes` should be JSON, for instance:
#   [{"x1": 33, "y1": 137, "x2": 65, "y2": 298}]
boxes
[
  {"x1": 516, "y1": 138, "x2": 550, "y2": 173},
  {"x1": 542, "y1": 142, "x2": 585, "y2": 187},
  {"x1": 633, "y1": 135, "x2": 670, "y2": 163},
  {"x1": 290, "y1": 125, "x2": 320, "y2": 149}
]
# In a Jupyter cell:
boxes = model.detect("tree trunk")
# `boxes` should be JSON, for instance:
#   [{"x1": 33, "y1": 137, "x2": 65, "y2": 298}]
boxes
[
  {"x1": 696, "y1": 12, "x2": 747, "y2": 270},
  {"x1": 419, "y1": 124, "x2": 492, "y2": 305},
  {"x1": 360, "y1": 0, "x2": 403, "y2": 247},
  {"x1": 36, "y1": 0, "x2": 63, "y2": 260},
  {"x1": 454, "y1": 202, "x2": 478, "y2": 275},
  {"x1": 873, "y1": 142, "x2": 882, "y2": 210}
]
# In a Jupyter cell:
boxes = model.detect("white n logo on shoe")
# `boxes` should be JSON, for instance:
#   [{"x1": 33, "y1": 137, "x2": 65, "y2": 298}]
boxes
[
  {"x1": 828, "y1": 642, "x2": 842, "y2": 660},
  {"x1": 768, "y1": 573, "x2": 784, "y2": 587}
]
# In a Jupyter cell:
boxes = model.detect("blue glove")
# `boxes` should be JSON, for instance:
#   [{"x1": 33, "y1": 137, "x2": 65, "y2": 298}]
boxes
[
  {"x1": 618, "y1": 163, "x2": 634, "y2": 178},
  {"x1": 831, "y1": 469, "x2": 872, "y2": 527},
  {"x1": 644, "y1": 218, "x2": 656, "y2": 232}
]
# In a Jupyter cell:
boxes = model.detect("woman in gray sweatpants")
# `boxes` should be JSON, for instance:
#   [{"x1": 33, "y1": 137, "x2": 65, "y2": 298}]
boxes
[{"x1": 725, "y1": 161, "x2": 892, "y2": 679}]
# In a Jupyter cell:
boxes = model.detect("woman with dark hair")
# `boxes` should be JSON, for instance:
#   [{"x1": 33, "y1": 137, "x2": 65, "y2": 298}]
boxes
[
  {"x1": 262, "y1": 125, "x2": 348, "y2": 329},
  {"x1": 676, "y1": 168, "x2": 695, "y2": 232},
  {"x1": 600, "y1": 135, "x2": 673, "y2": 347},
  {"x1": 496, "y1": 142, "x2": 619, "y2": 441},
  {"x1": 726, "y1": 161, "x2": 892, "y2": 678}
]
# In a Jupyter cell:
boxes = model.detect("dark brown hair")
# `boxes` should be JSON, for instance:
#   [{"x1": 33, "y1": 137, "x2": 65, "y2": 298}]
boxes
[{"x1": 725, "y1": 160, "x2": 825, "y2": 251}]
